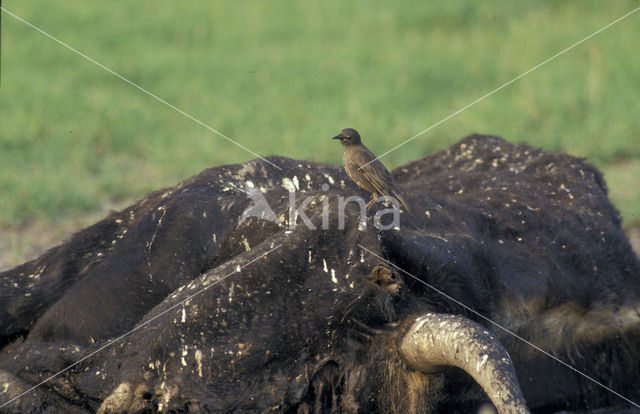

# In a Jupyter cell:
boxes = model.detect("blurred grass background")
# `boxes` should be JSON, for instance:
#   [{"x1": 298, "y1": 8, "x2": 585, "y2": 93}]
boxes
[{"x1": 1, "y1": 1, "x2": 639, "y2": 262}]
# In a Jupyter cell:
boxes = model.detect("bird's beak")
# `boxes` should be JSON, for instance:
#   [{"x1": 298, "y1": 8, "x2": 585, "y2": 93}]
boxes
[{"x1": 332, "y1": 135, "x2": 343, "y2": 140}]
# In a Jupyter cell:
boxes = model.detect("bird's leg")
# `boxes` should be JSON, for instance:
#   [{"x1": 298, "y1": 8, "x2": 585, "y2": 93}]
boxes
[{"x1": 365, "y1": 194, "x2": 378, "y2": 210}]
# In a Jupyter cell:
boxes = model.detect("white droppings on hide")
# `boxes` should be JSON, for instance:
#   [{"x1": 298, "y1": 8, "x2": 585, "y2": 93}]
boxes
[
  {"x1": 236, "y1": 164, "x2": 256, "y2": 179},
  {"x1": 281, "y1": 177, "x2": 297, "y2": 192},
  {"x1": 347, "y1": 248, "x2": 354, "y2": 263},
  {"x1": 99, "y1": 382, "x2": 132, "y2": 413},
  {"x1": 323, "y1": 174, "x2": 335, "y2": 185},
  {"x1": 181, "y1": 347, "x2": 188, "y2": 366},
  {"x1": 195, "y1": 349, "x2": 203, "y2": 377},
  {"x1": 228, "y1": 282, "x2": 235, "y2": 303},
  {"x1": 156, "y1": 381, "x2": 177, "y2": 412}
]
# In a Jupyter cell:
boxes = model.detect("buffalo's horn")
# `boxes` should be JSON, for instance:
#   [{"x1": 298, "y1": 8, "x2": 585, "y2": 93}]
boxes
[{"x1": 399, "y1": 312, "x2": 529, "y2": 413}]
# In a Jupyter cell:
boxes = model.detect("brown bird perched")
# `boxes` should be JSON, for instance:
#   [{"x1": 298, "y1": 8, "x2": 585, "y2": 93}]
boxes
[{"x1": 333, "y1": 128, "x2": 411, "y2": 213}]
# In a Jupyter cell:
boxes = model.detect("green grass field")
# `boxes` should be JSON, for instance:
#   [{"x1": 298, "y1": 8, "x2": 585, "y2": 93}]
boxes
[{"x1": 1, "y1": 1, "x2": 639, "y2": 230}]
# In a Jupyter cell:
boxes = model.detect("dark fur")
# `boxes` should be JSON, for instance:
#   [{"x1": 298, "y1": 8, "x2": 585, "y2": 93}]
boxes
[{"x1": 1, "y1": 135, "x2": 639, "y2": 413}]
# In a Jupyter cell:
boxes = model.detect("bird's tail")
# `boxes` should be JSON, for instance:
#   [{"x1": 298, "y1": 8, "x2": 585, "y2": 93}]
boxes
[{"x1": 392, "y1": 189, "x2": 412, "y2": 215}]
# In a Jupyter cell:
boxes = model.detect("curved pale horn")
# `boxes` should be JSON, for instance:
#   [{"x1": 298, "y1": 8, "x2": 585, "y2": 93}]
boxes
[{"x1": 400, "y1": 313, "x2": 529, "y2": 414}]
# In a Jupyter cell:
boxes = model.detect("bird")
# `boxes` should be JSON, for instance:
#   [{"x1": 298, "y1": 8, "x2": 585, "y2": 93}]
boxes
[{"x1": 333, "y1": 128, "x2": 411, "y2": 213}]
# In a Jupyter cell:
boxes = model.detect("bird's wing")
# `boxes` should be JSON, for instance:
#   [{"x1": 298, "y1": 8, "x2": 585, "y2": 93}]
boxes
[{"x1": 350, "y1": 147, "x2": 395, "y2": 195}]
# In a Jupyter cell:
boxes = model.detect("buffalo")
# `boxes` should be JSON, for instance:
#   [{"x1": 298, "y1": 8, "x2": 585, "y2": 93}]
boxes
[{"x1": 1, "y1": 134, "x2": 639, "y2": 413}]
